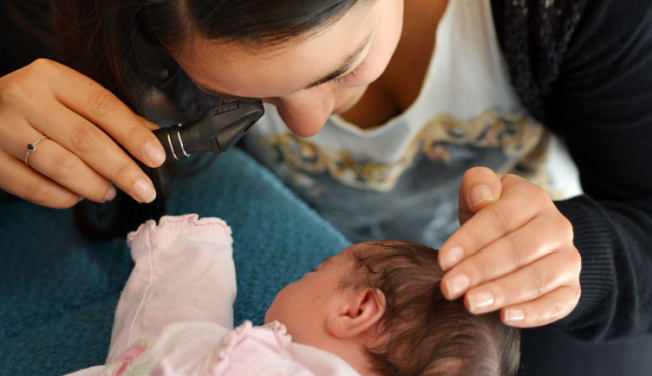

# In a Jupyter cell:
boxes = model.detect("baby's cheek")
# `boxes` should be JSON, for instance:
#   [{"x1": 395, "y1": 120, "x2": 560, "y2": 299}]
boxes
[
  {"x1": 264, "y1": 293, "x2": 282, "y2": 324},
  {"x1": 264, "y1": 284, "x2": 294, "y2": 324}
]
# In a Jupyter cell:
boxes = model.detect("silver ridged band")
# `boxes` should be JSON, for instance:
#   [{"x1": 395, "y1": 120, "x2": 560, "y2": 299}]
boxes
[
  {"x1": 166, "y1": 130, "x2": 178, "y2": 160},
  {"x1": 176, "y1": 124, "x2": 189, "y2": 157}
]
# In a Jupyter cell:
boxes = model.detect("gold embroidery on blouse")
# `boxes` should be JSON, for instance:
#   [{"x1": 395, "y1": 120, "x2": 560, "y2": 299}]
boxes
[{"x1": 257, "y1": 110, "x2": 545, "y2": 192}]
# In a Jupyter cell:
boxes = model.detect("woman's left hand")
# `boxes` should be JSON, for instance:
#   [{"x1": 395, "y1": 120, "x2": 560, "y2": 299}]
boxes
[{"x1": 437, "y1": 167, "x2": 582, "y2": 328}]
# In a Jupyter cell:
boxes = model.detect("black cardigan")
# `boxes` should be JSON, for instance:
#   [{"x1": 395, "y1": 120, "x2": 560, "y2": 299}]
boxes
[{"x1": 492, "y1": 0, "x2": 652, "y2": 342}]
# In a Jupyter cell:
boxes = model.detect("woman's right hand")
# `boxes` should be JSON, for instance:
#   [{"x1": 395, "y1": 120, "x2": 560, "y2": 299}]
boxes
[{"x1": 0, "y1": 59, "x2": 166, "y2": 208}]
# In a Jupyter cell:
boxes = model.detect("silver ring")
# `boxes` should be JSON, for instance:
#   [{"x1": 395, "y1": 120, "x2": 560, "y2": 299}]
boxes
[{"x1": 25, "y1": 136, "x2": 47, "y2": 166}]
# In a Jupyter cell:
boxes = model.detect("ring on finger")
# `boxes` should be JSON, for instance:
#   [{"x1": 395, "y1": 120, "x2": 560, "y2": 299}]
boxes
[{"x1": 25, "y1": 135, "x2": 48, "y2": 167}]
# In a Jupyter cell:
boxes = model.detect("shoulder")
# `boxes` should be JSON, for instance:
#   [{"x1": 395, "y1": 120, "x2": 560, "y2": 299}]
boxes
[
  {"x1": 491, "y1": 0, "x2": 652, "y2": 69},
  {"x1": 490, "y1": 0, "x2": 651, "y2": 37},
  {"x1": 490, "y1": 0, "x2": 652, "y2": 122},
  {"x1": 560, "y1": 0, "x2": 652, "y2": 69}
]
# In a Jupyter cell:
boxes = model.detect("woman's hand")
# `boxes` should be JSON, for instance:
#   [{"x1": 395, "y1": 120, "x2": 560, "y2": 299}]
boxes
[
  {"x1": 0, "y1": 59, "x2": 166, "y2": 208},
  {"x1": 438, "y1": 167, "x2": 582, "y2": 328}
]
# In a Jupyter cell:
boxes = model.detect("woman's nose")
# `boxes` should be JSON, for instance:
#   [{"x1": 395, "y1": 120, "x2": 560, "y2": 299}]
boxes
[{"x1": 262, "y1": 90, "x2": 335, "y2": 137}]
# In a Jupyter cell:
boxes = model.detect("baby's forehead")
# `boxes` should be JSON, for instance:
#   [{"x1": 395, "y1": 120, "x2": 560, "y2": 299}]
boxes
[
  {"x1": 344, "y1": 241, "x2": 392, "y2": 255},
  {"x1": 337, "y1": 241, "x2": 390, "y2": 262},
  {"x1": 337, "y1": 240, "x2": 440, "y2": 269},
  {"x1": 338, "y1": 243, "x2": 371, "y2": 259},
  {"x1": 322, "y1": 244, "x2": 369, "y2": 267}
]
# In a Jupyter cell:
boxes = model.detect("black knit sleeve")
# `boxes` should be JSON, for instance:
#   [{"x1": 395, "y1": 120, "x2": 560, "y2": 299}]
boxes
[
  {"x1": 546, "y1": 0, "x2": 652, "y2": 341},
  {"x1": 495, "y1": 0, "x2": 652, "y2": 341}
]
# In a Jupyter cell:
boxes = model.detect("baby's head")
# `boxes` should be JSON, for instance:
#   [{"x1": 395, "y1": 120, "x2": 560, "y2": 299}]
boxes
[{"x1": 265, "y1": 240, "x2": 521, "y2": 376}]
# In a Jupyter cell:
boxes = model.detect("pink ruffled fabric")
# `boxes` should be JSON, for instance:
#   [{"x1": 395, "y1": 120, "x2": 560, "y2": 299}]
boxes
[
  {"x1": 148, "y1": 320, "x2": 359, "y2": 376},
  {"x1": 107, "y1": 214, "x2": 236, "y2": 364},
  {"x1": 127, "y1": 214, "x2": 232, "y2": 246}
]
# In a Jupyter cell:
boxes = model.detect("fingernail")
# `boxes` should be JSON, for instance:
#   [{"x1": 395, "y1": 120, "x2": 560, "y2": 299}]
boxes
[
  {"x1": 470, "y1": 185, "x2": 495, "y2": 208},
  {"x1": 446, "y1": 274, "x2": 470, "y2": 298},
  {"x1": 441, "y1": 246, "x2": 464, "y2": 270},
  {"x1": 504, "y1": 308, "x2": 525, "y2": 323},
  {"x1": 133, "y1": 178, "x2": 156, "y2": 203},
  {"x1": 468, "y1": 290, "x2": 495, "y2": 313},
  {"x1": 104, "y1": 185, "x2": 117, "y2": 202},
  {"x1": 144, "y1": 141, "x2": 166, "y2": 165}
]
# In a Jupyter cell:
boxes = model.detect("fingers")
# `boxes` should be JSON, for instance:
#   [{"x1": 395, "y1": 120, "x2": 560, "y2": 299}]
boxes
[
  {"x1": 0, "y1": 112, "x2": 119, "y2": 204},
  {"x1": 26, "y1": 97, "x2": 157, "y2": 203},
  {"x1": 460, "y1": 250, "x2": 580, "y2": 319},
  {"x1": 0, "y1": 59, "x2": 165, "y2": 206},
  {"x1": 500, "y1": 285, "x2": 581, "y2": 328},
  {"x1": 457, "y1": 166, "x2": 503, "y2": 224},
  {"x1": 0, "y1": 150, "x2": 81, "y2": 208},
  {"x1": 25, "y1": 137, "x2": 118, "y2": 203},
  {"x1": 439, "y1": 170, "x2": 582, "y2": 327},
  {"x1": 442, "y1": 216, "x2": 566, "y2": 301},
  {"x1": 440, "y1": 174, "x2": 540, "y2": 271},
  {"x1": 48, "y1": 60, "x2": 166, "y2": 167}
]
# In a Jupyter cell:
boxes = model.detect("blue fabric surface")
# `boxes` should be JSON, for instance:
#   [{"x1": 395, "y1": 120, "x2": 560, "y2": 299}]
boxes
[{"x1": 0, "y1": 149, "x2": 351, "y2": 376}]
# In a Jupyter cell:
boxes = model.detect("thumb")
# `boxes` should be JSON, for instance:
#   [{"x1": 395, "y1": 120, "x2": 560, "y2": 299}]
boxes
[{"x1": 458, "y1": 167, "x2": 502, "y2": 224}]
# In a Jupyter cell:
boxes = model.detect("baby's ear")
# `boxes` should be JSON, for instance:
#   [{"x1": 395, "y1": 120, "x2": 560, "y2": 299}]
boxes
[{"x1": 326, "y1": 288, "x2": 386, "y2": 339}]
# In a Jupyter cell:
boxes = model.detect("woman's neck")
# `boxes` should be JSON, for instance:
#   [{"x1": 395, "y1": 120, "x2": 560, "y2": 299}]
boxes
[{"x1": 340, "y1": 0, "x2": 449, "y2": 129}]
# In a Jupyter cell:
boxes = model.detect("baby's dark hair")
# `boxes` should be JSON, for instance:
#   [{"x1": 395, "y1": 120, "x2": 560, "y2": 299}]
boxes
[{"x1": 342, "y1": 240, "x2": 521, "y2": 376}]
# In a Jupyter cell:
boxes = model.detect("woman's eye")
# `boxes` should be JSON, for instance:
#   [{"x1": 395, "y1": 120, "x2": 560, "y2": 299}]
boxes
[{"x1": 333, "y1": 61, "x2": 366, "y2": 86}]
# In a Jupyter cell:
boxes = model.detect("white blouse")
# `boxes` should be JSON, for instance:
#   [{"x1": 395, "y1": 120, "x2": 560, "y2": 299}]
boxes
[{"x1": 244, "y1": 0, "x2": 579, "y2": 246}]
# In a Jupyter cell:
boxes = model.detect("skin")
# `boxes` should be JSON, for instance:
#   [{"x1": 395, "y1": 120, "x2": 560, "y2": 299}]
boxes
[
  {"x1": 447, "y1": 168, "x2": 581, "y2": 326},
  {"x1": 264, "y1": 252, "x2": 349, "y2": 346},
  {"x1": 0, "y1": 0, "x2": 581, "y2": 327},
  {"x1": 0, "y1": 60, "x2": 163, "y2": 205},
  {"x1": 265, "y1": 245, "x2": 385, "y2": 375}
]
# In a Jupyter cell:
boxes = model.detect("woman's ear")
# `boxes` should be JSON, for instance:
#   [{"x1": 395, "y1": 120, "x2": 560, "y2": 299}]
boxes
[{"x1": 326, "y1": 288, "x2": 387, "y2": 339}]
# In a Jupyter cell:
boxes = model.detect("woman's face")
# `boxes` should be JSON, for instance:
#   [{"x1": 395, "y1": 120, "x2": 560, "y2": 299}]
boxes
[{"x1": 175, "y1": 0, "x2": 404, "y2": 137}]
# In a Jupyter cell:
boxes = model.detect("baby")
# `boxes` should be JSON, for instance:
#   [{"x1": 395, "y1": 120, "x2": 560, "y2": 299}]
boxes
[{"x1": 67, "y1": 214, "x2": 520, "y2": 376}]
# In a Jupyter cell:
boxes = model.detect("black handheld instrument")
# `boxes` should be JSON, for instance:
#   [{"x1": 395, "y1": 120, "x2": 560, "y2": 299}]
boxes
[{"x1": 154, "y1": 99, "x2": 265, "y2": 162}]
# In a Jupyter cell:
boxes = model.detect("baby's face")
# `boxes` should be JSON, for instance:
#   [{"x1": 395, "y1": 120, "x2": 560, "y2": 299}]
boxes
[{"x1": 265, "y1": 246, "x2": 356, "y2": 346}]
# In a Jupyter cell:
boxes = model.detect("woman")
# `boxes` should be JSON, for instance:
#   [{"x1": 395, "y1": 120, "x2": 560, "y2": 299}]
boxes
[{"x1": 1, "y1": 0, "x2": 651, "y2": 375}]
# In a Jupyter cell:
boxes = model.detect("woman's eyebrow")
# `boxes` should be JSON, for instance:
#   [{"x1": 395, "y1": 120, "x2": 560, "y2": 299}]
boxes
[
  {"x1": 192, "y1": 32, "x2": 373, "y2": 98},
  {"x1": 303, "y1": 32, "x2": 373, "y2": 90}
]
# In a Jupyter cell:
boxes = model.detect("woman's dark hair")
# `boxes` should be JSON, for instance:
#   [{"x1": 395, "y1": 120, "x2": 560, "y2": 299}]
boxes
[
  {"x1": 6, "y1": 0, "x2": 367, "y2": 239},
  {"x1": 51, "y1": 0, "x2": 369, "y2": 114}
]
